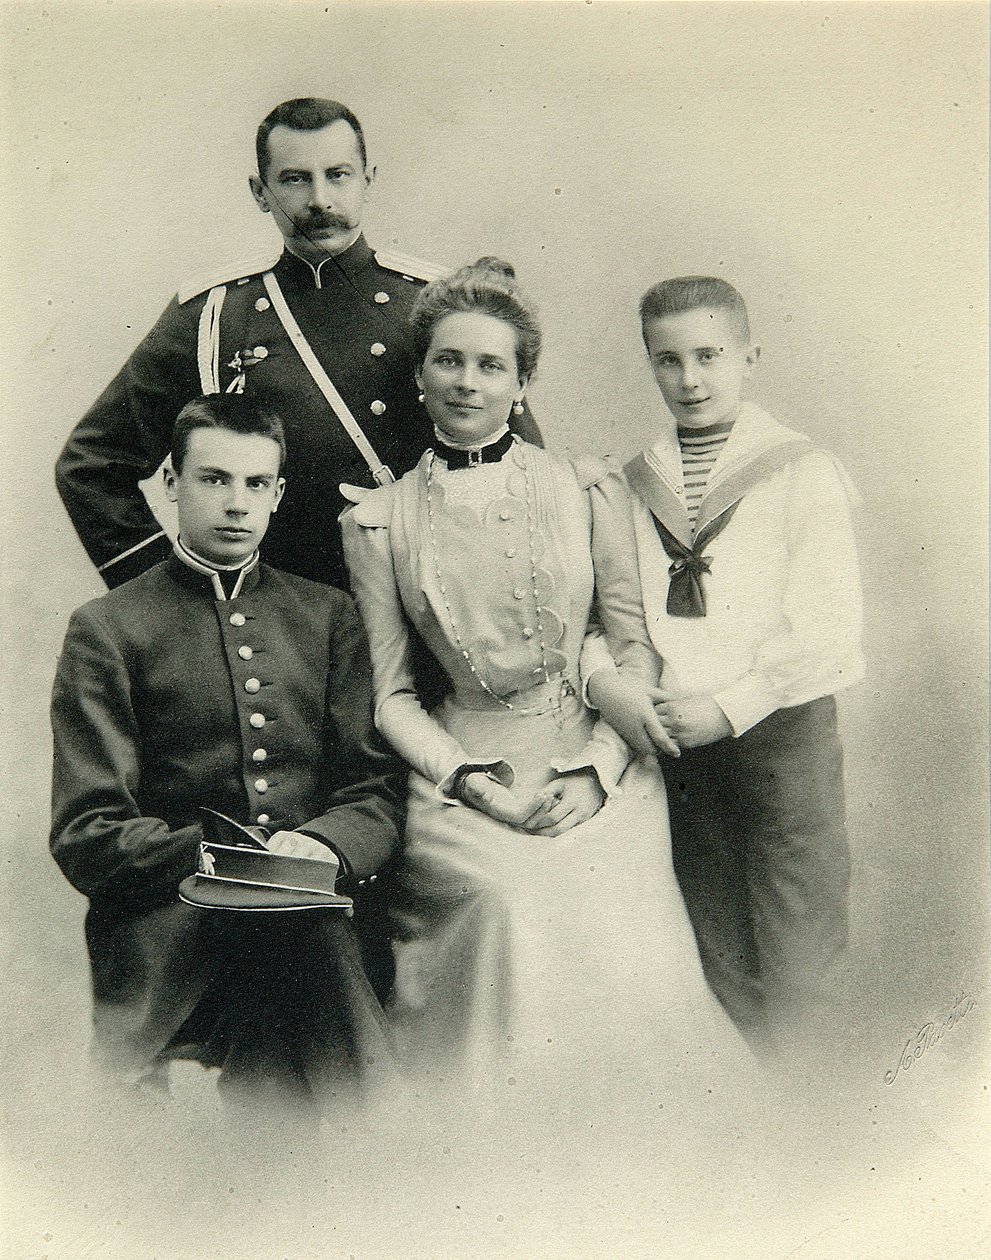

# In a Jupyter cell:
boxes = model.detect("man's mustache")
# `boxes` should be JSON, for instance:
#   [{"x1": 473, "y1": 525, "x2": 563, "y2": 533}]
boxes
[{"x1": 295, "y1": 213, "x2": 352, "y2": 234}]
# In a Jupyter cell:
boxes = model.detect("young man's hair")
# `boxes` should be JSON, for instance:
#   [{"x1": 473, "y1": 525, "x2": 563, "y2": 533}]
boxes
[
  {"x1": 171, "y1": 395, "x2": 287, "y2": 474},
  {"x1": 639, "y1": 276, "x2": 751, "y2": 345},
  {"x1": 256, "y1": 97, "x2": 367, "y2": 177}
]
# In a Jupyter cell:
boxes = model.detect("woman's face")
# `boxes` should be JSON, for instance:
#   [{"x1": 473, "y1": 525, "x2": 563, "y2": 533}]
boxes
[{"x1": 417, "y1": 311, "x2": 527, "y2": 445}]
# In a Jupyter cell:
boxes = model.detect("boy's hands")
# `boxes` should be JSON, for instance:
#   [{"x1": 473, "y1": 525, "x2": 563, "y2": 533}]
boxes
[
  {"x1": 652, "y1": 691, "x2": 732, "y2": 748},
  {"x1": 586, "y1": 670, "x2": 681, "y2": 758}
]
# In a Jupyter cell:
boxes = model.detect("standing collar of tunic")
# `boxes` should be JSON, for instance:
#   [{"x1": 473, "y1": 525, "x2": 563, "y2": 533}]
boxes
[
  {"x1": 277, "y1": 235, "x2": 374, "y2": 290},
  {"x1": 171, "y1": 539, "x2": 261, "y2": 601}
]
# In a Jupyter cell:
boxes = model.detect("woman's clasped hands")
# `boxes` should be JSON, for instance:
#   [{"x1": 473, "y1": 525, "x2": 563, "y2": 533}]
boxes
[{"x1": 458, "y1": 768, "x2": 605, "y2": 837}]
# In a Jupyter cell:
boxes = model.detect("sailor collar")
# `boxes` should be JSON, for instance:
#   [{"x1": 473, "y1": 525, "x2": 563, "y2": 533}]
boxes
[{"x1": 624, "y1": 402, "x2": 814, "y2": 548}]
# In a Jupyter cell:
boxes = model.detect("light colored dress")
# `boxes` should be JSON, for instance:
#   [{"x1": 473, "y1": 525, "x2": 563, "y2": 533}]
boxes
[{"x1": 342, "y1": 439, "x2": 746, "y2": 1101}]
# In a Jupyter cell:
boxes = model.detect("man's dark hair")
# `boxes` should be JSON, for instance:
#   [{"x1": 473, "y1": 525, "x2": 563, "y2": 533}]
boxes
[
  {"x1": 171, "y1": 395, "x2": 287, "y2": 474},
  {"x1": 256, "y1": 98, "x2": 367, "y2": 178}
]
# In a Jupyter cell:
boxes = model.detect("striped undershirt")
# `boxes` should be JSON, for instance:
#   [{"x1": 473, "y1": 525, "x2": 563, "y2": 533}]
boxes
[{"x1": 678, "y1": 420, "x2": 735, "y2": 527}]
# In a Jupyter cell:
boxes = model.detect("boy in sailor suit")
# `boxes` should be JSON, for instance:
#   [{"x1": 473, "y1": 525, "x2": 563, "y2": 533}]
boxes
[
  {"x1": 50, "y1": 395, "x2": 404, "y2": 1107},
  {"x1": 589, "y1": 276, "x2": 865, "y2": 1053}
]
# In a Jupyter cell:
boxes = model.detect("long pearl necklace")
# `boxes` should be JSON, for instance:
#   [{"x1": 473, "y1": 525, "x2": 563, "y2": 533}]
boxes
[{"x1": 424, "y1": 437, "x2": 556, "y2": 714}]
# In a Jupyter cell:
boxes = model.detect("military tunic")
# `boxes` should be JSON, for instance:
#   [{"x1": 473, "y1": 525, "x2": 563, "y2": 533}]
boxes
[
  {"x1": 55, "y1": 236, "x2": 541, "y2": 590},
  {"x1": 50, "y1": 553, "x2": 405, "y2": 1093}
]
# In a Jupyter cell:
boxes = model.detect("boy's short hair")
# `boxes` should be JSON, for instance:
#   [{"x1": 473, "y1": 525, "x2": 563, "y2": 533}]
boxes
[
  {"x1": 639, "y1": 276, "x2": 751, "y2": 345},
  {"x1": 170, "y1": 395, "x2": 287, "y2": 474}
]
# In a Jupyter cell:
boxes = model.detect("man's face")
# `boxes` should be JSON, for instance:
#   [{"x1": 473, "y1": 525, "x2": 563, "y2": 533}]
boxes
[
  {"x1": 164, "y1": 428, "x2": 285, "y2": 566},
  {"x1": 250, "y1": 121, "x2": 373, "y2": 264},
  {"x1": 644, "y1": 307, "x2": 758, "y2": 430}
]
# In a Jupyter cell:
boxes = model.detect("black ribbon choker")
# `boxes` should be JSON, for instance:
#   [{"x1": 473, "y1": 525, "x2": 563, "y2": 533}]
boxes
[{"x1": 432, "y1": 430, "x2": 515, "y2": 470}]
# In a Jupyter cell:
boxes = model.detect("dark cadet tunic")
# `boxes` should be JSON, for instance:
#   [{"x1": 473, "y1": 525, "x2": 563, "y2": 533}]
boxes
[{"x1": 50, "y1": 555, "x2": 405, "y2": 1098}]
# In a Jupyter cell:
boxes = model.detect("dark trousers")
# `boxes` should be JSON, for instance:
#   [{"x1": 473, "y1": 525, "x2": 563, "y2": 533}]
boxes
[{"x1": 660, "y1": 696, "x2": 850, "y2": 1048}]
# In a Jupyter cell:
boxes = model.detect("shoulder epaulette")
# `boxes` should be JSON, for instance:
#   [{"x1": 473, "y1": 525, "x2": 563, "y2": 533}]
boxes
[
  {"x1": 177, "y1": 249, "x2": 283, "y2": 305},
  {"x1": 373, "y1": 249, "x2": 449, "y2": 284},
  {"x1": 570, "y1": 453, "x2": 616, "y2": 490}
]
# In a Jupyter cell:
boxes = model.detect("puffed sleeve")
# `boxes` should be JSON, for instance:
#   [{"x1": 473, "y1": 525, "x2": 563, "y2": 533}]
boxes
[
  {"x1": 713, "y1": 451, "x2": 866, "y2": 734},
  {"x1": 50, "y1": 604, "x2": 201, "y2": 905},
  {"x1": 341, "y1": 498, "x2": 511, "y2": 795}
]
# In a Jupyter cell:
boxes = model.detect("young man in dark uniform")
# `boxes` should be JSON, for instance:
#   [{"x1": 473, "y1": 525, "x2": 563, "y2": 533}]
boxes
[
  {"x1": 55, "y1": 97, "x2": 540, "y2": 592},
  {"x1": 50, "y1": 396, "x2": 404, "y2": 1107}
]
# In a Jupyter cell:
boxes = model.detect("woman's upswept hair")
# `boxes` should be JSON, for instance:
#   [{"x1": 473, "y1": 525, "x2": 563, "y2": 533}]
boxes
[
  {"x1": 639, "y1": 276, "x2": 751, "y2": 345},
  {"x1": 409, "y1": 257, "x2": 541, "y2": 378}
]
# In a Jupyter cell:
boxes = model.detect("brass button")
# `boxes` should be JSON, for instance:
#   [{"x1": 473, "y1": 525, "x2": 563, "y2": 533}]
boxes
[
  {"x1": 254, "y1": 298, "x2": 271, "y2": 312},
  {"x1": 257, "y1": 813, "x2": 270, "y2": 825},
  {"x1": 238, "y1": 646, "x2": 253, "y2": 661},
  {"x1": 249, "y1": 713, "x2": 265, "y2": 729},
  {"x1": 229, "y1": 612, "x2": 246, "y2": 627},
  {"x1": 373, "y1": 291, "x2": 390, "y2": 304},
  {"x1": 370, "y1": 400, "x2": 386, "y2": 416},
  {"x1": 254, "y1": 778, "x2": 268, "y2": 794},
  {"x1": 252, "y1": 345, "x2": 268, "y2": 359},
  {"x1": 252, "y1": 748, "x2": 267, "y2": 762},
  {"x1": 370, "y1": 342, "x2": 386, "y2": 356},
  {"x1": 244, "y1": 678, "x2": 261, "y2": 694}
]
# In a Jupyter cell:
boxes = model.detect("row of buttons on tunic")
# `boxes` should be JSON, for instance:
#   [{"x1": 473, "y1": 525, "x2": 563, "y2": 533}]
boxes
[{"x1": 231, "y1": 609, "x2": 272, "y2": 824}]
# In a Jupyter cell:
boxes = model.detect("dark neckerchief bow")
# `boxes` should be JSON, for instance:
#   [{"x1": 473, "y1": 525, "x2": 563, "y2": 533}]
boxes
[
  {"x1": 652, "y1": 501, "x2": 741, "y2": 617},
  {"x1": 433, "y1": 429, "x2": 514, "y2": 470}
]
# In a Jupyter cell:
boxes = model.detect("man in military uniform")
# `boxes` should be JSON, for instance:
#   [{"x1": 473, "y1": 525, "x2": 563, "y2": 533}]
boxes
[
  {"x1": 55, "y1": 96, "x2": 540, "y2": 592},
  {"x1": 50, "y1": 396, "x2": 404, "y2": 1106}
]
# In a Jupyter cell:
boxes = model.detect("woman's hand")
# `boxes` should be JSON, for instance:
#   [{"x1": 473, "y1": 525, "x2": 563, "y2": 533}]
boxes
[
  {"x1": 586, "y1": 670, "x2": 681, "y2": 758},
  {"x1": 519, "y1": 769, "x2": 605, "y2": 837},
  {"x1": 459, "y1": 774, "x2": 543, "y2": 828}
]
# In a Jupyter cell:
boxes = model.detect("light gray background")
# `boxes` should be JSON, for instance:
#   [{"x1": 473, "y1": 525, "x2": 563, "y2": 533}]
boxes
[{"x1": 1, "y1": 2, "x2": 988, "y2": 1257}]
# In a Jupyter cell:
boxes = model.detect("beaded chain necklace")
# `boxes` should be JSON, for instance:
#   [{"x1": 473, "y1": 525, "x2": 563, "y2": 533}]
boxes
[{"x1": 424, "y1": 437, "x2": 558, "y2": 714}]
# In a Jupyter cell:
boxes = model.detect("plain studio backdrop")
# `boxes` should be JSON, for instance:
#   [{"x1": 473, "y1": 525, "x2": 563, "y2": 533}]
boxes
[{"x1": 0, "y1": 3, "x2": 987, "y2": 1258}]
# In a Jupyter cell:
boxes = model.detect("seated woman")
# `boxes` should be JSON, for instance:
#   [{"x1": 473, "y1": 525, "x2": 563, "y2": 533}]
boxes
[{"x1": 341, "y1": 258, "x2": 745, "y2": 1103}]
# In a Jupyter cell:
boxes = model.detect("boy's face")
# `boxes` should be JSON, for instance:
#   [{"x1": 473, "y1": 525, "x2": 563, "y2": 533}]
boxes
[
  {"x1": 164, "y1": 427, "x2": 285, "y2": 566},
  {"x1": 643, "y1": 307, "x2": 759, "y2": 429}
]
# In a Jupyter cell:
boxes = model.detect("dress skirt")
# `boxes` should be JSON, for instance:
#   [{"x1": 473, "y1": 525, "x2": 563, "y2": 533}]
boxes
[{"x1": 386, "y1": 688, "x2": 746, "y2": 1101}]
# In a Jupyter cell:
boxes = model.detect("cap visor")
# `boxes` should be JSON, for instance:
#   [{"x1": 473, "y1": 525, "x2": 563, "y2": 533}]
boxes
[{"x1": 179, "y1": 875, "x2": 353, "y2": 913}]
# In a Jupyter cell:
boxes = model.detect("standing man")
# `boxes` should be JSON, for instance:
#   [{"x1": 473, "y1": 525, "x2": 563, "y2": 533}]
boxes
[{"x1": 55, "y1": 97, "x2": 541, "y2": 591}]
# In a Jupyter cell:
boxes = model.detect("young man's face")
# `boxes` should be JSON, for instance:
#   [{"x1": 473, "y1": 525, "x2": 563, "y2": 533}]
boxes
[
  {"x1": 249, "y1": 121, "x2": 373, "y2": 265},
  {"x1": 643, "y1": 307, "x2": 759, "y2": 429},
  {"x1": 164, "y1": 428, "x2": 285, "y2": 566}
]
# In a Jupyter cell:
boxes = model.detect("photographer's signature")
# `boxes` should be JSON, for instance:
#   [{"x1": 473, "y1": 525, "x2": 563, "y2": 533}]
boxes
[{"x1": 884, "y1": 991, "x2": 976, "y2": 1085}]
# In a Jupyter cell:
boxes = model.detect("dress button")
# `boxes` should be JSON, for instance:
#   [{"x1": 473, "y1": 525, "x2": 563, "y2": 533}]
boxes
[
  {"x1": 257, "y1": 813, "x2": 270, "y2": 825},
  {"x1": 238, "y1": 645, "x2": 253, "y2": 661},
  {"x1": 373, "y1": 291, "x2": 390, "y2": 304},
  {"x1": 249, "y1": 712, "x2": 265, "y2": 729},
  {"x1": 229, "y1": 612, "x2": 246, "y2": 627},
  {"x1": 370, "y1": 342, "x2": 386, "y2": 356},
  {"x1": 244, "y1": 677, "x2": 261, "y2": 694},
  {"x1": 254, "y1": 778, "x2": 268, "y2": 794},
  {"x1": 513, "y1": 589, "x2": 524, "y2": 600},
  {"x1": 252, "y1": 345, "x2": 268, "y2": 359},
  {"x1": 252, "y1": 748, "x2": 267, "y2": 762},
  {"x1": 370, "y1": 400, "x2": 386, "y2": 416},
  {"x1": 254, "y1": 297, "x2": 271, "y2": 312},
  {"x1": 499, "y1": 510, "x2": 511, "y2": 522},
  {"x1": 522, "y1": 627, "x2": 534, "y2": 639},
  {"x1": 505, "y1": 548, "x2": 516, "y2": 558}
]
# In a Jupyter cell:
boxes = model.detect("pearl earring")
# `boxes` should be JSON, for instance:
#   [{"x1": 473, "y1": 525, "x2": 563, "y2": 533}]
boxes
[{"x1": 512, "y1": 400, "x2": 525, "y2": 416}]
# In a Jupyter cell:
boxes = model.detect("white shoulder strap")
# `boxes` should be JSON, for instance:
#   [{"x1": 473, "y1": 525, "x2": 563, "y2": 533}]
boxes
[
  {"x1": 261, "y1": 272, "x2": 395, "y2": 487},
  {"x1": 196, "y1": 286, "x2": 227, "y2": 393}
]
